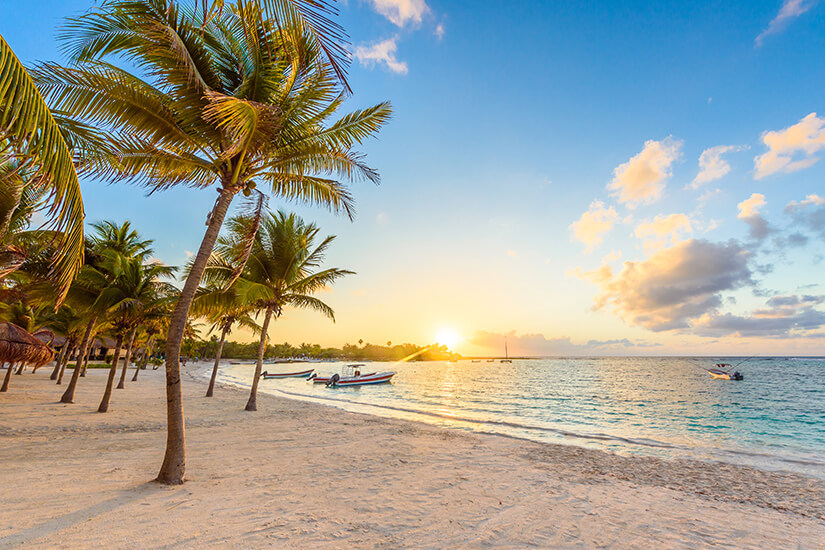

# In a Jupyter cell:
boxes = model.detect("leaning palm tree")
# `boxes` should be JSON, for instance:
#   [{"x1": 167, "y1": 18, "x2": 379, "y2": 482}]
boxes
[
  {"x1": 191, "y1": 281, "x2": 260, "y2": 397},
  {"x1": 58, "y1": 222, "x2": 154, "y2": 403},
  {"x1": 215, "y1": 211, "x2": 351, "y2": 411},
  {"x1": 35, "y1": 0, "x2": 390, "y2": 484}
]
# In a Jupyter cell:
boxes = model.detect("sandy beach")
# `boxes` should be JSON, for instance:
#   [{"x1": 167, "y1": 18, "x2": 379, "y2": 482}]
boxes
[{"x1": 1, "y1": 364, "x2": 824, "y2": 549}]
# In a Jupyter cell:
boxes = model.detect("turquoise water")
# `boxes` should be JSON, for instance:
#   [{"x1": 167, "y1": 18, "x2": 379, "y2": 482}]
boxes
[{"x1": 216, "y1": 357, "x2": 825, "y2": 478}]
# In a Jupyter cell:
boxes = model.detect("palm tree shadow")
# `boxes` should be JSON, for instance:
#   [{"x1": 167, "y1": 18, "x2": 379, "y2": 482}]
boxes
[{"x1": 0, "y1": 481, "x2": 167, "y2": 547}]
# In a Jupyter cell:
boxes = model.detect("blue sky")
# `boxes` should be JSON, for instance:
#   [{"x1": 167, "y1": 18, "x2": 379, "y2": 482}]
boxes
[{"x1": 3, "y1": 1, "x2": 825, "y2": 355}]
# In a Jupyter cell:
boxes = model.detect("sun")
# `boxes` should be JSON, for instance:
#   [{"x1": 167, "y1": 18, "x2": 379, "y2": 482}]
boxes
[{"x1": 435, "y1": 327, "x2": 462, "y2": 349}]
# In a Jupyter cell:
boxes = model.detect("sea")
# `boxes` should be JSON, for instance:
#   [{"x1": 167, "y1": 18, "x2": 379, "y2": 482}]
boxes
[{"x1": 216, "y1": 357, "x2": 825, "y2": 478}]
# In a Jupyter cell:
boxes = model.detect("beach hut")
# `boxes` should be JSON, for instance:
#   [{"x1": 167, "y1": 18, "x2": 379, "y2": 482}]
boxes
[{"x1": 0, "y1": 322, "x2": 55, "y2": 392}]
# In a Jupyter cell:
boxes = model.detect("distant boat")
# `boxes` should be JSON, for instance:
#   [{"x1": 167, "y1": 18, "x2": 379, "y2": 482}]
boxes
[
  {"x1": 708, "y1": 364, "x2": 743, "y2": 381},
  {"x1": 471, "y1": 359, "x2": 481, "y2": 363},
  {"x1": 261, "y1": 368, "x2": 315, "y2": 379},
  {"x1": 500, "y1": 335, "x2": 512, "y2": 363}
]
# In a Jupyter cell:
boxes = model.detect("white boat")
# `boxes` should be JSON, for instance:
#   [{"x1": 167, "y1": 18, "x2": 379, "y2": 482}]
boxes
[
  {"x1": 311, "y1": 364, "x2": 395, "y2": 387},
  {"x1": 261, "y1": 369, "x2": 315, "y2": 379},
  {"x1": 708, "y1": 364, "x2": 743, "y2": 380}
]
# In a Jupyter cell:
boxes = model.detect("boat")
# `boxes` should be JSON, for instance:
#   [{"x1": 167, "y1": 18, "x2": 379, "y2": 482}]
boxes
[
  {"x1": 311, "y1": 364, "x2": 395, "y2": 387},
  {"x1": 708, "y1": 364, "x2": 743, "y2": 381},
  {"x1": 500, "y1": 335, "x2": 512, "y2": 363},
  {"x1": 261, "y1": 368, "x2": 315, "y2": 379},
  {"x1": 471, "y1": 359, "x2": 481, "y2": 363}
]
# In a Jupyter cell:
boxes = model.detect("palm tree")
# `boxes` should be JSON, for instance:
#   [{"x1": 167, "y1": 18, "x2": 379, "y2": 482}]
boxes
[
  {"x1": 59, "y1": 222, "x2": 155, "y2": 403},
  {"x1": 191, "y1": 281, "x2": 260, "y2": 397},
  {"x1": 0, "y1": 35, "x2": 106, "y2": 301},
  {"x1": 98, "y1": 256, "x2": 176, "y2": 412},
  {"x1": 35, "y1": 0, "x2": 390, "y2": 484},
  {"x1": 214, "y1": 211, "x2": 351, "y2": 410}
]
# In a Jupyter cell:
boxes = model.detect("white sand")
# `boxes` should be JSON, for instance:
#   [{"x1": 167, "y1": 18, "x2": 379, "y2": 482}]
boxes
[{"x1": 1, "y1": 363, "x2": 823, "y2": 549}]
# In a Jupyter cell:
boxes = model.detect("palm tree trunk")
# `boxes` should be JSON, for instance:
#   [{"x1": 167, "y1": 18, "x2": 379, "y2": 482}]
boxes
[
  {"x1": 1, "y1": 363, "x2": 15, "y2": 392},
  {"x1": 132, "y1": 334, "x2": 155, "y2": 382},
  {"x1": 50, "y1": 343, "x2": 68, "y2": 380},
  {"x1": 61, "y1": 316, "x2": 97, "y2": 403},
  {"x1": 158, "y1": 185, "x2": 236, "y2": 485},
  {"x1": 56, "y1": 344, "x2": 74, "y2": 385},
  {"x1": 206, "y1": 324, "x2": 230, "y2": 397},
  {"x1": 245, "y1": 308, "x2": 273, "y2": 412},
  {"x1": 80, "y1": 344, "x2": 92, "y2": 376},
  {"x1": 14, "y1": 363, "x2": 24, "y2": 375},
  {"x1": 98, "y1": 333, "x2": 124, "y2": 413},
  {"x1": 117, "y1": 327, "x2": 137, "y2": 389}
]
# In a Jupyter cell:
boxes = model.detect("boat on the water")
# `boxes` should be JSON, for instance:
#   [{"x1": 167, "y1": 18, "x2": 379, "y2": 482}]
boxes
[
  {"x1": 261, "y1": 369, "x2": 315, "y2": 379},
  {"x1": 708, "y1": 364, "x2": 743, "y2": 380},
  {"x1": 310, "y1": 364, "x2": 395, "y2": 387},
  {"x1": 500, "y1": 335, "x2": 512, "y2": 363}
]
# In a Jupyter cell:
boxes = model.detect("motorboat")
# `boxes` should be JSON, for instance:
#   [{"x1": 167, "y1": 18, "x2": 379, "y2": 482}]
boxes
[
  {"x1": 311, "y1": 364, "x2": 395, "y2": 387},
  {"x1": 261, "y1": 368, "x2": 315, "y2": 379},
  {"x1": 708, "y1": 364, "x2": 743, "y2": 381}
]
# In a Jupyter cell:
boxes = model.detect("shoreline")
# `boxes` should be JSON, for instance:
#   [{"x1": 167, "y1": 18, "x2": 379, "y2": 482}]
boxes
[{"x1": 1, "y1": 364, "x2": 823, "y2": 548}]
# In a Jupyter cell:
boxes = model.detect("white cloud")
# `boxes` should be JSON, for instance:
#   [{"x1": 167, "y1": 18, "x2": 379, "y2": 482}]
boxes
[
  {"x1": 354, "y1": 37, "x2": 408, "y2": 74},
  {"x1": 754, "y1": 113, "x2": 825, "y2": 179},
  {"x1": 366, "y1": 0, "x2": 430, "y2": 27},
  {"x1": 579, "y1": 239, "x2": 752, "y2": 331},
  {"x1": 755, "y1": 0, "x2": 814, "y2": 46},
  {"x1": 434, "y1": 22, "x2": 445, "y2": 40},
  {"x1": 689, "y1": 145, "x2": 746, "y2": 189},
  {"x1": 569, "y1": 200, "x2": 619, "y2": 253},
  {"x1": 737, "y1": 193, "x2": 773, "y2": 242},
  {"x1": 785, "y1": 193, "x2": 825, "y2": 238},
  {"x1": 607, "y1": 137, "x2": 682, "y2": 207},
  {"x1": 634, "y1": 213, "x2": 693, "y2": 252},
  {"x1": 184, "y1": 250, "x2": 194, "y2": 258},
  {"x1": 737, "y1": 193, "x2": 766, "y2": 219}
]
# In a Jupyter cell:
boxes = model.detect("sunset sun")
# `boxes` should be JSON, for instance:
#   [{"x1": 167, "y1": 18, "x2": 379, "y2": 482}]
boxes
[{"x1": 435, "y1": 328, "x2": 462, "y2": 349}]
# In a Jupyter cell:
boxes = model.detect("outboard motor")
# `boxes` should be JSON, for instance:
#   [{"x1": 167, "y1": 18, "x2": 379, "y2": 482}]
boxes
[
  {"x1": 732, "y1": 371, "x2": 743, "y2": 380},
  {"x1": 326, "y1": 373, "x2": 340, "y2": 387},
  {"x1": 261, "y1": 371, "x2": 268, "y2": 378}
]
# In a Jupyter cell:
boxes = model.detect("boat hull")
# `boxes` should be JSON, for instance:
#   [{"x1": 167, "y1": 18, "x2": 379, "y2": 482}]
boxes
[
  {"x1": 261, "y1": 369, "x2": 315, "y2": 379},
  {"x1": 311, "y1": 372, "x2": 376, "y2": 384},
  {"x1": 327, "y1": 372, "x2": 396, "y2": 387}
]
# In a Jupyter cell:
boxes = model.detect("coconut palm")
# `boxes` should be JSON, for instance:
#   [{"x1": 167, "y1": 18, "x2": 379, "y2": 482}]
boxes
[
  {"x1": 34, "y1": 0, "x2": 390, "y2": 484},
  {"x1": 0, "y1": 36, "x2": 86, "y2": 301},
  {"x1": 191, "y1": 281, "x2": 260, "y2": 397},
  {"x1": 98, "y1": 256, "x2": 176, "y2": 412},
  {"x1": 59, "y1": 222, "x2": 155, "y2": 403},
  {"x1": 213, "y1": 211, "x2": 351, "y2": 411}
]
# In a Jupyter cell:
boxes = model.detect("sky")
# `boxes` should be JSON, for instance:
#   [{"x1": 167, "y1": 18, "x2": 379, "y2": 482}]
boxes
[{"x1": 3, "y1": 0, "x2": 825, "y2": 356}]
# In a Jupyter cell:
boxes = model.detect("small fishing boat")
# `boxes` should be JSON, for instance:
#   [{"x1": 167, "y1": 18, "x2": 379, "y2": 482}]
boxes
[
  {"x1": 708, "y1": 364, "x2": 743, "y2": 381},
  {"x1": 261, "y1": 368, "x2": 315, "y2": 379},
  {"x1": 311, "y1": 364, "x2": 395, "y2": 387}
]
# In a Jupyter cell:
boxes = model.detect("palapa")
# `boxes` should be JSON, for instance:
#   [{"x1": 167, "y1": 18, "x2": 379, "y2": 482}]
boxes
[{"x1": 0, "y1": 322, "x2": 55, "y2": 366}]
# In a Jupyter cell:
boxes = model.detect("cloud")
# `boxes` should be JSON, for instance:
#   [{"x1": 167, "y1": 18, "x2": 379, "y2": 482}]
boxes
[
  {"x1": 737, "y1": 193, "x2": 773, "y2": 242},
  {"x1": 434, "y1": 23, "x2": 445, "y2": 40},
  {"x1": 579, "y1": 239, "x2": 752, "y2": 331},
  {"x1": 569, "y1": 200, "x2": 619, "y2": 253},
  {"x1": 689, "y1": 145, "x2": 746, "y2": 189},
  {"x1": 607, "y1": 137, "x2": 682, "y2": 207},
  {"x1": 634, "y1": 213, "x2": 693, "y2": 252},
  {"x1": 693, "y1": 294, "x2": 825, "y2": 337},
  {"x1": 755, "y1": 0, "x2": 815, "y2": 46},
  {"x1": 184, "y1": 250, "x2": 194, "y2": 258},
  {"x1": 376, "y1": 212, "x2": 389, "y2": 226},
  {"x1": 354, "y1": 37, "x2": 408, "y2": 74},
  {"x1": 507, "y1": 249, "x2": 518, "y2": 257},
  {"x1": 785, "y1": 194, "x2": 825, "y2": 238},
  {"x1": 366, "y1": 0, "x2": 430, "y2": 27},
  {"x1": 754, "y1": 113, "x2": 825, "y2": 179}
]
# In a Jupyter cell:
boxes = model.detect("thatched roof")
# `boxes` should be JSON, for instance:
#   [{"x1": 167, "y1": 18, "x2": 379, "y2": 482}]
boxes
[{"x1": 0, "y1": 322, "x2": 55, "y2": 366}]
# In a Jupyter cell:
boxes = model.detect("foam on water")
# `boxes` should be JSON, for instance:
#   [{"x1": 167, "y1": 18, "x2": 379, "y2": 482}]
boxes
[{"x1": 216, "y1": 357, "x2": 825, "y2": 478}]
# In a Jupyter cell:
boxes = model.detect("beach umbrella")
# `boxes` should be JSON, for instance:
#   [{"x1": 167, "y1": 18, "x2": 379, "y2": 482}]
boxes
[{"x1": 0, "y1": 322, "x2": 55, "y2": 392}]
